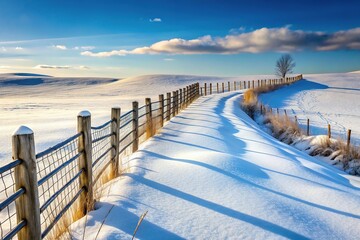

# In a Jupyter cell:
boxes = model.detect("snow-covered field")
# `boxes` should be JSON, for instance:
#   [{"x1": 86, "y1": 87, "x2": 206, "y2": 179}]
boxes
[
  {"x1": 0, "y1": 73, "x2": 272, "y2": 165},
  {"x1": 259, "y1": 72, "x2": 360, "y2": 145},
  {"x1": 71, "y1": 91, "x2": 360, "y2": 240}
]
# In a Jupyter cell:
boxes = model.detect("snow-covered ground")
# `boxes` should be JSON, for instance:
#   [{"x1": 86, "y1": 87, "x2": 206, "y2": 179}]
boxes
[
  {"x1": 71, "y1": 91, "x2": 360, "y2": 240},
  {"x1": 259, "y1": 72, "x2": 360, "y2": 145},
  {"x1": 0, "y1": 73, "x2": 273, "y2": 164}
]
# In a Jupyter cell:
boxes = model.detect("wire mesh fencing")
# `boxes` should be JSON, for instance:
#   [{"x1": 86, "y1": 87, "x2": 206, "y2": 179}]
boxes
[{"x1": 36, "y1": 133, "x2": 84, "y2": 239}]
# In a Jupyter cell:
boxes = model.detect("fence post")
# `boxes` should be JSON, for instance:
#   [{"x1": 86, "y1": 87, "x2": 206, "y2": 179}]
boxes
[
  {"x1": 12, "y1": 126, "x2": 41, "y2": 240},
  {"x1": 248, "y1": 81, "x2": 250, "y2": 89},
  {"x1": 227, "y1": 81, "x2": 230, "y2": 92},
  {"x1": 179, "y1": 89, "x2": 183, "y2": 109},
  {"x1": 159, "y1": 94, "x2": 164, "y2": 127},
  {"x1": 217, "y1": 83, "x2": 219, "y2": 93},
  {"x1": 132, "y1": 101, "x2": 139, "y2": 152},
  {"x1": 307, "y1": 118, "x2": 310, "y2": 136},
  {"x1": 77, "y1": 110, "x2": 93, "y2": 214},
  {"x1": 347, "y1": 129, "x2": 352, "y2": 149},
  {"x1": 252, "y1": 80, "x2": 254, "y2": 89},
  {"x1": 204, "y1": 83, "x2": 207, "y2": 96},
  {"x1": 110, "y1": 107, "x2": 121, "y2": 177},
  {"x1": 166, "y1": 93, "x2": 171, "y2": 121},
  {"x1": 172, "y1": 91, "x2": 176, "y2": 117},
  {"x1": 222, "y1": 82, "x2": 224, "y2": 93},
  {"x1": 258, "y1": 80, "x2": 260, "y2": 87},
  {"x1": 145, "y1": 98, "x2": 153, "y2": 139},
  {"x1": 234, "y1": 81, "x2": 236, "y2": 91},
  {"x1": 209, "y1": 83, "x2": 212, "y2": 95},
  {"x1": 328, "y1": 124, "x2": 331, "y2": 138},
  {"x1": 175, "y1": 90, "x2": 179, "y2": 115}
]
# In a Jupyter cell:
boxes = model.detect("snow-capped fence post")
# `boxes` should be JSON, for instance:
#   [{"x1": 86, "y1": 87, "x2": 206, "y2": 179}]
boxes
[
  {"x1": 204, "y1": 83, "x2": 207, "y2": 96},
  {"x1": 328, "y1": 124, "x2": 331, "y2": 139},
  {"x1": 12, "y1": 126, "x2": 41, "y2": 240},
  {"x1": 145, "y1": 98, "x2": 153, "y2": 139},
  {"x1": 132, "y1": 101, "x2": 139, "y2": 152},
  {"x1": 347, "y1": 129, "x2": 352, "y2": 149},
  {"x1": 210, "y1": 83, "x2": 212, "y2": 95},
  {"x1": 110, "y1": 107, "x2": 121, "y2": 177},
  {"x1": 307, "y1": 119, "x2": 310, "y2": 136},
  {"x1": 159, "y1": 94, "x2": 164, "y2": 127},
  {"x1": 77, "y1": 110, "x2": 94, "y2": 214},
  {"x1": 166, "y1": 93, "x2": 171, "y2": 121}
]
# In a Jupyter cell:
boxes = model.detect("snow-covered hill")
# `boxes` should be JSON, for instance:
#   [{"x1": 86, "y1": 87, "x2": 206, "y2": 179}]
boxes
[
  {"x1": 0, "y1": 73, "x2": 273, "y2": 164},
  {"x1": 260, "y1": 73, "x2": 360, "y2": 144},
  {"x1": 71, "y1": 91, "x2": 360, "y2": 240}
]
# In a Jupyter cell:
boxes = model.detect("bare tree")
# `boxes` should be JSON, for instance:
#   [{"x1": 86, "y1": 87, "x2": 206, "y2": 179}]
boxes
[{"x1": 275, "y1": 54, "x2": 295, "y2": 78}]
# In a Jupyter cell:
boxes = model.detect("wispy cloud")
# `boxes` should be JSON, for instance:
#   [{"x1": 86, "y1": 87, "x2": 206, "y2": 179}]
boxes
[
  {"x1": 34, "y1": 64, "x2": 89, "y2": 70},
  {"x1": 53, "y1": 45, "x2": 67, "y2": 50},
  {"x1": 81, "y1": 27, "x2": 360, "y2": 57},
  {"x1": 73, "y1": 46, "x2": 95, "y2": 50},
  {"x1": 15, "y1": 47, "x2": 24, "y2": 50},
  {"x1": 163, "y1": 58, "x2": 175, "y2": 61},
  {"x1": 149, "y1": 18, "x2": 162, "y2": 22}
]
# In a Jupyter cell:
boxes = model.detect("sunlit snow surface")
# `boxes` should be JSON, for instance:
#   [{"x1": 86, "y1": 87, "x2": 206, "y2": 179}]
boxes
[
  {"x1": 71, "y1": 92, "x2": 360, "y2": 240},
  {"x1": 260, "y1": 72, "x2": 360, "y2": 145}
]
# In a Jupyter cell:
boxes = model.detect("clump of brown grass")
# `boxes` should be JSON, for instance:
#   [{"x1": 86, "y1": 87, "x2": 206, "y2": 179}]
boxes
[
  {"x1": 241, "y1": 89, "x2": 259, "y2": 119},
  {"x1": 264, "y1": 114, "x2": 302, "y2": 144}
]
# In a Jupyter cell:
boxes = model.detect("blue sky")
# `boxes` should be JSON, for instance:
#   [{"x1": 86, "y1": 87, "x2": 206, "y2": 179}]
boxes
[{"x1": 0, "y1": 0, "x2": 359, "y2": 77}]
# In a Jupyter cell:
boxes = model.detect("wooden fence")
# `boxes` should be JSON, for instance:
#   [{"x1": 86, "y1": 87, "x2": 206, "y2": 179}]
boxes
[
  {"x1": 0, "y1": 74, "x2": 304, "y2": 240},
  {"x1": 0, "y1": 83, "x2": 200, "y2": 240}
]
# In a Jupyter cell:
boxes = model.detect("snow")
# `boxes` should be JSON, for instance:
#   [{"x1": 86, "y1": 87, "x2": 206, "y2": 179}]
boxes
[
  {"x1": 71, "y1": 92, "x2": 360, "y2": 240},
  {"x1": 259, "y1": 73, "x2": 360, "y2": 145},
  {"x1": 78, "y1": 110, "x2": 91, "y2": 117},
  {"x1": 13, "y1": 125, "x2": 33, "y2": 135},
  {"x1": 0, "y1": 72, "x2": 274, "y2": 164}
]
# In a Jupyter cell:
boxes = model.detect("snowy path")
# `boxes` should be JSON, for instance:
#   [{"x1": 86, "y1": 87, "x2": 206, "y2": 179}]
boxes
[{"x1": 73, "y1": 92, "x2": 360, "y2": 240}]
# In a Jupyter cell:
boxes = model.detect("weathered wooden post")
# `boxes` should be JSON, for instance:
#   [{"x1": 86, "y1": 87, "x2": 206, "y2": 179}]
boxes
[
  {"x1": 239, "y1": 81, "x2": 242, "y2": 89},
  {"x1": 179, "y1": 89, "x2": 183, "y2": 109},
  {"x1": 145, "y1": 98, "x2": 153, "y2": 139},
  {"x1": 204, "y1": 83, "x2": 207, "y2": 96},
  {"x1": 159, "y1": 94, "x2": 164, "y2": 128},
  {"x1": 252, "y1": 80, "x2": 254, "y2": 89},
  {"x1": 248, "y1": 81, "x2": 250, "y2": 89},
  {"x1": 244, "y1": 81, "x2": 246, "y2": 89},
  {"x1": 234, "y1": 81, "x2": 236, "y2": 90},
  {"x1": 166, "y1": 93, "x2": 171, "y2": 121},
  {"x1": 307, "y1": 119, "x2": 310, "y2": 136},
  {"x1": 77, "y1": 110, "x2": 93, "y2": 214},
  {"x1": 222, "y1": 82, "x2": 225, "y2": 93},
  {"x1": 132, "y1": 101, "x2": 139, "y2": 152},
  {"x1": 175, "y1": 90, "x2": 179, "y2": 115},
  {"x1": 12, "y1": 126, "x2": 41, "y2": 240},
  {"x1": 228, "y1": 81, "x2": 230, "y2": 92},
  {"x1": 328, "y1": 124, "x2": 331, "y2": 139},
  {"x1": 110, "y1": 107, "x2": 121, "y2": 177},
  {"x1": 258, "y1": 80, "x2": 260, "y2": 87},
  {"x1": 347, "y1": 129, "x2": 352, "y2": 149},
  {"x1": 172, "y1": 91, "x2": 176, "y2": 117},
  {"x1": 210, "y1": 83, "x2": 212, "y2": 95},
  {"x1": 217, "y1": 83, "x2": 219, "y2": 93},
  {"x1": 186, "y1": 86, "x2": 189, "y2": 106}
]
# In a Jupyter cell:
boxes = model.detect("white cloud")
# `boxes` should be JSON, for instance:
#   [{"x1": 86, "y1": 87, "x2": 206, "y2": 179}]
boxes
[
  {"x1": 53, "y1": 45, "x2": 67, "y2": 50},
  {"x1": 73, "y1": 46, "x2": 95, "y2": 50},
  {"x1": 81, "y1": 27, "x2": 360, "y2": 57},
  {"x1": 15, "y1": 47, "x2": 24, "y2": 50},
  {"x1": 149, "y1": 18, "x2": 162, "y2": 22},
  {"x1": 34, "y1": 65, "x2": 89, "y2": 70},
  {"x1": 163, "y1": 58, "x2": 175, "y2": 61}
]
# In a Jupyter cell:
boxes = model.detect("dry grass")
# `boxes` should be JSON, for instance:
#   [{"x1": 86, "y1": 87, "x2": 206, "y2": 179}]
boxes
[{"x1": 265, "y1": 114, "x2": 302, "y2": 144}]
